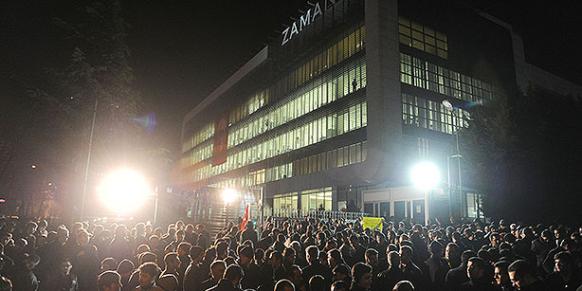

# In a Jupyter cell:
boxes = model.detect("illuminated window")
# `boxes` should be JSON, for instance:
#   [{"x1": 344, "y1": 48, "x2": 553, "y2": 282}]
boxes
[
  {"x1": 301, "y1": 187, "x2": 332, "y2": 212},
  {"x1": 402, "y1": 93, "x2": 468, "y2": 134},
  {"x1": 400, "y1": 53, "x2": 494, "y2": 103}
]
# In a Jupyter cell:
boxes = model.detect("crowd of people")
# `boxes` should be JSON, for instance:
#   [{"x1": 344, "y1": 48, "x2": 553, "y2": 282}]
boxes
[{"x1": 0, "y1": 215, "x2": 580, "y2": 291}]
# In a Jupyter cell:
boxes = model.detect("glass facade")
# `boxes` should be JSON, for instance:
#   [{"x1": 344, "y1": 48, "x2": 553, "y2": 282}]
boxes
[
  {"x1": 273, "y1": 192, "x2": 298, "y2": 214},
  {"x1": 229, "y1": 58, "x2": 367, "y2": 148},
  {"x1": 301, "y1": 187, "x2": 333, "y2": 212},
  {"x1": 182, "y1": 26, "x2": 367, "y2": 185},
  {"x1": 402, "y1": 93, "x2": 468, "y2": 134},
  {"x1": 272, "y1": 187, "x2": 332, "y2": 215},
  {"x1": 227, "y1": 26, "x2": 366, "y2": 126},
  {"x1": 209, "y1": 140, "x2": 367, "y2": 189},
  {"x1": 400, "y1": 53, "x2": 494, "y2": 103},
  {"x1": 399, "y1": 17, "x2": 448, "y2": 59},
  {"x1": 182, "y1": 123, "x2": 214, "y2": 153},
  {"x1": 190, "y1": 100, "x2": 367, "y2": 183}
]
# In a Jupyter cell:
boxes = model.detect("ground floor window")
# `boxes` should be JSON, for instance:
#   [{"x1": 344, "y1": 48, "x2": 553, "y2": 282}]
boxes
[
  {"x1": 273, "y1": 193, "x2": 298, "y2": 214},
  {"x1": 301, "y1": 187, "x2": 332, "y2": 212}
]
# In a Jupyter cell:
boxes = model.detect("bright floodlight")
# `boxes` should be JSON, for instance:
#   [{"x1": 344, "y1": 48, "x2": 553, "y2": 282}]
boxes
[
  {"x1": 221, "y1": 188, "x2": 239, "y2": 204},
  {"x1": 97, "y1": 169, "x2": 152, "y2": 215},
  {"x1": 410, "y1": 161, "x2": 441, "y2": 190}
]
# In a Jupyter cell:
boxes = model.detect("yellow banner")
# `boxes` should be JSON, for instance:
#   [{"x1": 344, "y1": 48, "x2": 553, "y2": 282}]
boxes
[{"x1": 362, "y1": 217, "x2": 383, "y2": 231}]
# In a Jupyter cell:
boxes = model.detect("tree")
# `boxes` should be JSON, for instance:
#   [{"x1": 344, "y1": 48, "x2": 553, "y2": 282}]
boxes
[
  {"x1": 0, "y1": 0, "x2": 165, "y2": 219},
  {"x1": 460, "y1": 87, "x2": 582, "y2": 223}
]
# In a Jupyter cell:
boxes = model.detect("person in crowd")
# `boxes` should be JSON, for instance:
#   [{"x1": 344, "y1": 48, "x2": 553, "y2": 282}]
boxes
[
  {"x1": 351, "y1": 262, "x2": 373, "y2": 291},
  {"x1": 43, "y1": 258, "x2": 79, "y2": 291},
  {"x1": 508, "y1": 260, "x2": 547, "y2": 291},
  {"x1": 459, "y1": 257, "x2": 497, "y2": 291},
  {"x1": 424, "y1": 240, "x2": 449, "y2": 291},
  {"x1": 1, "y1": 214, "x2": 582, "y2": 291},
  {"x1": 546, "y1": 251, "x2": 582, "y2": 291},
  {"x1": 183, "y1": 246, "x2": 205, "y2": 291},
  {"x1": 275, "y1": 279, "x2": 295, "y2": 291},
  {"x1": 136, "y1": 262, "x2": 163, "y2": 291},
  {"x1": 446, "y1": 250, "x2": 476, "y2": 290},
  {"x1": 493, "y1": 261, "x2": 514, "y2": 291},
  {"x1": 157, "y1": 274, "x2": 179, "y2": 291},
  {"x1": 398, "y1": 246, "x2": 423, "y2": 288},
  {"x1": 302, "y1": 245, "x2": 332, "y2": 287},
  {"x1": 238, "y1": 246, "x2": 260, "y2": 290},
  {"x1": 392, "y1": 280, "x2": 415, "y2": 291},
  {"x1": 207, "y1": 264, "x2": 244, "y2": 291},
  {"x1": 98, "y1": 270, "x2": 122, "y2": 291},
  {"x1": 200, "y1": 260, "x2": 227, "y2": 291}
]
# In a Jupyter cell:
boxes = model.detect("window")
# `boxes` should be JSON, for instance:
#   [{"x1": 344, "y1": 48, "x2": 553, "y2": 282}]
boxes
[
  {"x1": 402, "y1": 93, "x2": 468, "y2": 134},
  {"x1": 399, "y1": 17, "x2": 448, "y2": 59},
  {"x1": 301, "y1": 187, "x2": 332, "y2": 212},
  {"x1": 400, "y1": 53, "x2": 494, "y2": 104}
]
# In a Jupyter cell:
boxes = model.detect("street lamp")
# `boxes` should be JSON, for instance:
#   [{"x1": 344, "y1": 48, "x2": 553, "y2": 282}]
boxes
[{"x1": 410, "y1": 161, "x2": 441, "y2": 225}]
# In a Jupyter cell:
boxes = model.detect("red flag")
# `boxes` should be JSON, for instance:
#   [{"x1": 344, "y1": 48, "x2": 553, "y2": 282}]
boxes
[{"x1": 240, "y1": 205, "x2": 250, "y2": 231}]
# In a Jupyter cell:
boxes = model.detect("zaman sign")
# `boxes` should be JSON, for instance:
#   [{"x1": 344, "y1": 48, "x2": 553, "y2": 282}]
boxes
[{"x1": 281, "y1": 0, "x2": 337, "y2": 46}]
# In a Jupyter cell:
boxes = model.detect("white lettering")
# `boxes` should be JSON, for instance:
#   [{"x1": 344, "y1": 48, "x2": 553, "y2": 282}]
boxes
[
  {"x1": 312, "y1": 2, "x2": 322, "y2": 21},
  {"x1": 281, "y1": 27, "x2": 290, "y2": 46},
  {"x1": 281, "y1": 0, "x2": 336, "y2": 46},
  {"x1": 290, "y1": 22, "x2": 299, "y2": 38},
  {"x1": 299, "y1": 9, "x2": 312, "y2": 30}
]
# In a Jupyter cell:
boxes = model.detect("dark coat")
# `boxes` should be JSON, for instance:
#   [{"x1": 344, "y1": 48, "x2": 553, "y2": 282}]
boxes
[{"x1": 206, "y1": 279, "x2": 243, "y2": 291}]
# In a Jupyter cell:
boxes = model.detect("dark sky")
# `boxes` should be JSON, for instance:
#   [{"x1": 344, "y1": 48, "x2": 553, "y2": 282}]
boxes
[{"x1": 2, "y1": 0, "x2": 581, "y2": 155}]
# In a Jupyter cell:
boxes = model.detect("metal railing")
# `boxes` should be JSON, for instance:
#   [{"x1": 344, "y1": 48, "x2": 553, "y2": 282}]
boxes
[{"x1": 271, "y1": 209, "x2": 368, "y2": 221}]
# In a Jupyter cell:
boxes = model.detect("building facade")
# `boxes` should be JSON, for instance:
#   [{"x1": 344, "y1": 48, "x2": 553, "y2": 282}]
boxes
[{"x1": 179, "y1": 0, "x2": 582, "y2": 223}]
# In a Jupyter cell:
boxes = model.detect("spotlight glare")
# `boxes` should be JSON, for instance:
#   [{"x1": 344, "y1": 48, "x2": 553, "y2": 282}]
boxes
[
  {"x1": 410, "y1": 161, "x2": 441, "y2": 190},
  {"x1": 97, "y1": 169, "x2": 152, "y2": 215},
  {"x1": 221, "y1": 188, "x2": 239, "y2": 204}
]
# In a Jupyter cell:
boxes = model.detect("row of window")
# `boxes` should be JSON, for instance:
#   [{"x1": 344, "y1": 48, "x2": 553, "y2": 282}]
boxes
[
  {"x1": 225, "y1": 25, "x2": 366, "y2": 128},
  {"x1": 182, "y1": 123, "x2": 214, "y2": 153},
  {"x1": 229, "y1": 90, "x2": 271, "y2": 126},
  {"x1": 402, "y1": 93, "x2": 469, "y2": 134},
  {"x1": 208, "y1": 162, "x2": 293, "y2": 190},
  {"x1": 209, "y1": 140, "x2": 367, "y2": 190},
  {"x1": 400, "y1": 53, "x2": 494, "y2": 104},
  {"x1": 293, "y1": 141, "x2": 367, "y2": 176},
  {"x1": 182, "y1": 25, "x2": 366, "y2": 157},
  {"x1": 399, "y1": 17, "x2": 448, "y2": 59},
  {"x1": 181, "y1": 143, "x2": 213, "y2": 169},
  {"x1": 229, "y1": 58, "x2": 367, "y2": 148},
  {"x1": 273, "y1": 187, "x2": 333, "y2": 214},
  {"x1": 187, "y1": 101, "x2": 368, "y2": 183},
  {"x1": 288, "y1": 26, "x2": 366, "y2": 91}
]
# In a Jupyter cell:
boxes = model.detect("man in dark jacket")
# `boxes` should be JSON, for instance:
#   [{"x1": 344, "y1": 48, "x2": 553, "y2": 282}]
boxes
[
  {"x1": 207, "y1": 264, "x2": 244, "y2": 291},
  {"x1": 183, "y1": 246, "x2": 205, "y2": 291},
  {"x1": 241, "y1": 222, "x2": 258, "y2": 246},
  {"x1": 200, "y1": 260, "x2": 226, "y2": 291},
  {"x1": 446, "y1": 250, "x2": 476, "y2": 291},
  {"x1": 459, "y1": 257, "x2": 497, "y2": 291},
  {"x1": 508, "y1": 260, "x2": 548, "y2": 291},
  {"x1": 238, "y1": 246, "x2": 260, "y2": 290},
  {"x1": 302, "y1": 246, "x2": 332, "y2": 286}
]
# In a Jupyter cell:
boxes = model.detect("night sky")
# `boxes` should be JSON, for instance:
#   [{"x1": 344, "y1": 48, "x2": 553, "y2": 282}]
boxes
[{"x1": 1, "y1": 0, "x2": 581, "y2": 154}]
